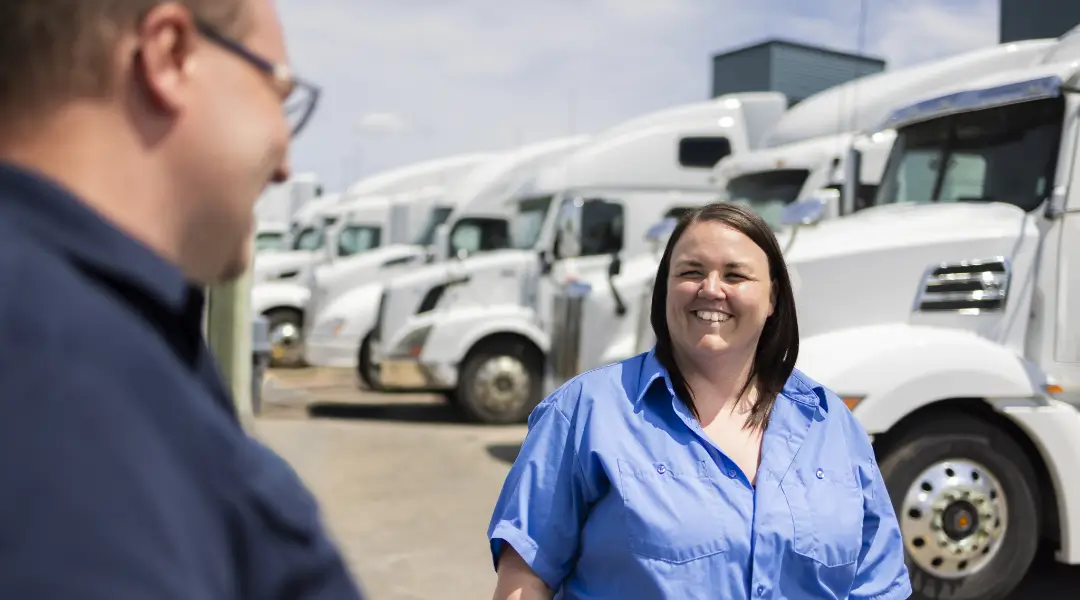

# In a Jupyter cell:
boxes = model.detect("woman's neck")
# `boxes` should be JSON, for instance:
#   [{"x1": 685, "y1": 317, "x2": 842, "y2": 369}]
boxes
[{"x1": 675, "y1": 347, "x2": 757, "y2": 423}]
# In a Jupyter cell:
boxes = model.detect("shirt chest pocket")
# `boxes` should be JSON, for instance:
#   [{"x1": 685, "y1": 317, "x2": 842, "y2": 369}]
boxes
[
  {"x1": 616, "y1": 458, "x2": 733, "y2": 564},
  {"x1": 779, "y1": 466, "x2": 863, "y2": 568}
]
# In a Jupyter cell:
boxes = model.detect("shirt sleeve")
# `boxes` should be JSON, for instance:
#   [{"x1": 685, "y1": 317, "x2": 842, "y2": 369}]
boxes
[
  {"x1": 487, "y1": 392, "x2": 596, "y2": 590},
  {"x1": 849, "y1": 452, "x2": 913, "y2": 600},
  {"x1": 0, "y1": 353, "x2": 222, "y2": 599}
]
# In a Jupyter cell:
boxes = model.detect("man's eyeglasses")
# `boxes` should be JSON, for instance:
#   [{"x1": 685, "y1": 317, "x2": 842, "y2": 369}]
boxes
[{"x1": 195, "y1": 20, "x2": 321, "y2": 138}]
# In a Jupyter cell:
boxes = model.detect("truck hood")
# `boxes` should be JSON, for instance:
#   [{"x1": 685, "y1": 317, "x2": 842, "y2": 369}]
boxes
[
  {"x1": 378, "y1": 249, "x2": 538, "y2": 344},
  {"x1": 253, "y1": 250, "x2": 317, "y2": 281},
  {"x1": 313, "y1": 244, "x2": 427, "y2": 305},
  {"x1": 786, "y1": 201, "x2": 1038, "y2": 339}
]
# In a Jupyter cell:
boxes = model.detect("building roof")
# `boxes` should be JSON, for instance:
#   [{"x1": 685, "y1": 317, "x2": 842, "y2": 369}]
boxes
[{"x1": 712, "y1": 38, "x2": 887, "y2": 67}]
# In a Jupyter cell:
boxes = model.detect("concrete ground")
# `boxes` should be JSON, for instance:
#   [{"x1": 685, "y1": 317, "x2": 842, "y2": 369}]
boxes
[{"x1": 256, "y1": 368, "x2": 1080, "y2": 600}]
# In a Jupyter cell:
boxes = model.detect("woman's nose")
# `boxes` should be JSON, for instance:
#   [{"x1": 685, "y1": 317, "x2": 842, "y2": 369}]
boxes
[{"x1": 699, "y1": 272, "x2": 726, "y2": 298}]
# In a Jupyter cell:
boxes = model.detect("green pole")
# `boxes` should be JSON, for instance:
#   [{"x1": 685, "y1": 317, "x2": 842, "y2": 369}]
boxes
[{"x1": 205, "y1": 234, "x2": 256, "y2": 431}]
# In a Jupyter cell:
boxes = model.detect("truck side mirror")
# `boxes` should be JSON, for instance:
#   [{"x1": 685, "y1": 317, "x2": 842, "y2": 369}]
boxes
[
  {"x1": 608, "y1": 253, "x2": 622, "y2": 277},
  {"x1": 842, "y1": 146, "x2": 862, "y2": 216},
  {"x1": 324, "y1": 226, "x2": 340, "y2": 262},
  {"x1": 554, "y1": 196, "x2": 584, "y2": 260},
  {"x1": 780, "y1": 193, "x2": 830, "y2": 227},
  {"x1": 432, "y1": 223, "x2": 451, "y2": 262}
]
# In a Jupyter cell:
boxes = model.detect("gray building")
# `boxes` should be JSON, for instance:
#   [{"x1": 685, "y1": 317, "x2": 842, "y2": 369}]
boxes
[
  {"x1": 711, "y1": 39, "x2": 886, "y2": 105},
  {"x1": 1000, "y1": 0, "x2": 1080, "y2": 42}
]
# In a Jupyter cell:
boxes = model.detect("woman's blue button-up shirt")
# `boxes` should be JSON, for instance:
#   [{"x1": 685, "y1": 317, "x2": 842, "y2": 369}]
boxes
[{"x1": 488, "y1": 349, "x2": 912, "y2": 600}]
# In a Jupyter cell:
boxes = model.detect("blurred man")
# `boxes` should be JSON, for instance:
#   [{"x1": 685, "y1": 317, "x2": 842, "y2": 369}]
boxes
[{"x1": 0, "y1": 1, "x2": 365, "y2": 598}]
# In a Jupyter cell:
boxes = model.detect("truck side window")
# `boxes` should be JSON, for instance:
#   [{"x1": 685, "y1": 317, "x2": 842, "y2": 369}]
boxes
[
  {"x1": 450, "y1": 218, "x2": 510, "y2": 256},
  {"x1": 679, "y1": 137, "x2": 732, "y2": 168},
  {"x1": 580, "y1": 201, "x2": 624, "y2": 256},
  {"x1": 828, "y1": 184, "x2": 880, "y2": 213},
  {"x1": 664, "y1": 206, "x2": 696, "y2": 220},
  {"x1": 337, "y1": 226, "x2": 381, "y2": 256}
]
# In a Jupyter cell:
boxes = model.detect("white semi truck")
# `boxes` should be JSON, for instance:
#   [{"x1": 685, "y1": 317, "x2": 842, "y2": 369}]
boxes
[
  {"x1": 568, "y1": 30, "x2": 1080, "y2": 600},
  {"x1": 551, "y1": 37, "x2": 1058, "y2": 383},
  {"x1": 252, "y1": 154, "x2": 498, "y2": 367},
  {"x1": 301, "y1": 136, "x2": 591, "y2": 381},
  {"x1": 256, "y1": 190, "x2": 444, "y2": 366},
  {"x1": 253, "y1": 171, "x2": 322, "y2": 254},
  {"x1": 783, "y1": 39, "x2": 1080, "y2": 600},
  {"x1": 373, "y1": 93, "x2": 788, "y2": 423}
]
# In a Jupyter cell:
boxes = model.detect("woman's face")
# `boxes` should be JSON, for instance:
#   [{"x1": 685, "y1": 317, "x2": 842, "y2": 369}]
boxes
[{"x1": 665, "y1": 220, "x2": 774, "y2": 363}]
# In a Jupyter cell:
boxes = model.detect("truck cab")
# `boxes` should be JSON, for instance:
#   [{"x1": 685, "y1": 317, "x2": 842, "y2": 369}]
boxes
[
  {"x1": 374, "y1": 92, "x2": 789, "y2": 423},
  {"x1": 752, "y1": 38, "x2": 1080, "y2": 600},
  {"x1": 552, "y1": 37, "x2": 1061, "y2": 385}
]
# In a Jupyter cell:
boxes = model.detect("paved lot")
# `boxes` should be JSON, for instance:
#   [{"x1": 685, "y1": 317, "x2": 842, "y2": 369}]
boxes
[{"x1": 256, "y1": 368, "x2": 1080, "y2": 600}]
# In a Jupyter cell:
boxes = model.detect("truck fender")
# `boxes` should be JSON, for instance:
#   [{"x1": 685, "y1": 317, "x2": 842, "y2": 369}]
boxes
[
  {"x1": 796, "y1": 323, "x2": 1044, "y2": 435},
  {"x1": 315, "y1": 282, "x2": 384, "y2": 340},
  {"x1": 416, "y1": 305, "x2": 549, "y2": 366},
  {"x1": 251, "y1": 280, "x2": 312, "y2": 316}
]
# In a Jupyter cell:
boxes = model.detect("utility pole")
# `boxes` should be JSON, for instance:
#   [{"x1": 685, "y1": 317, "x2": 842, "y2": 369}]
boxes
[{"x1": 204, "y1": 232, "x2": 256, "y2": 431}]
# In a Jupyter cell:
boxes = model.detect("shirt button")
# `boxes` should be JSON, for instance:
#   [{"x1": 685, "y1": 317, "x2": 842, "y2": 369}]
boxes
[
  {"x1": 728, "y1": 469, "x2": 737, "y2": 478},
  {"x1": 656, "y1": 464, "x2": 667, "y2": 474},
  {"x1": 757, "y1": 584, "x2": 765, "y2": 596},
  {"x1": 816, "y1": 468, "x2": 825, "y2": 479}
]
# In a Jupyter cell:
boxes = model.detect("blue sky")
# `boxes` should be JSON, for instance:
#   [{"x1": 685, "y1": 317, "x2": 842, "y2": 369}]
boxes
[{"x1": 275, "y1": 0, "x2": 1000, "y2": 192}]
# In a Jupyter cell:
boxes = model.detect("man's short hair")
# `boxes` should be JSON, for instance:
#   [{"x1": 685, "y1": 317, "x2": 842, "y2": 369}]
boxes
[{"x1": 0, "y1": 1, "x2": 250, "y2": 122}]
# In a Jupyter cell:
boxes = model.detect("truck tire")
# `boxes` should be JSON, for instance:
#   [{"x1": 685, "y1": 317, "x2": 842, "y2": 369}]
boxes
[
  {"x1": 357, "y1": 332, "x2": 381, "y2": 391},
  {"x1": 456, "y1": 338, "x2": 543, "y2": 424},
  {"x1": 877, "y1": 412, "x2": 1040, "y2": 600},
  {"x1": 265, "y1": 308, "x2": 305, "y2": 369}
]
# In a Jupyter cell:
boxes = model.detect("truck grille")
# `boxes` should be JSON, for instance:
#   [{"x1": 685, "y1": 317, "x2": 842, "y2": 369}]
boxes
[{"x1": 915, "y1": 257, "x2": 1010, "y2": 314}]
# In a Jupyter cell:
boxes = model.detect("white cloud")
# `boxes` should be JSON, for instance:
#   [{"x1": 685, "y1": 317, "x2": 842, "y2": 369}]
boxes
[{"x1": 274, "y1": 0, "x2": 1001, "y2": 191}]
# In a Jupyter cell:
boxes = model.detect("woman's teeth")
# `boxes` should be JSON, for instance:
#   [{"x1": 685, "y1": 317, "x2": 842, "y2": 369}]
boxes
[{"x1": 695, "y1": 310, "x2": 731, "y2": 323}]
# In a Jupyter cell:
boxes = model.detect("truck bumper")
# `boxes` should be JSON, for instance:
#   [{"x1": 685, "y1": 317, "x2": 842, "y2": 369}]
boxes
[
  {"x1": 378, "y1": 357, "x2": 455, "y2": 391},
  {"x1": 304, "y1": 336, "x2": 359, "y2": 369},
  {"x1": 997, "y1": 398, "x2": 1080, "y2": 564}
]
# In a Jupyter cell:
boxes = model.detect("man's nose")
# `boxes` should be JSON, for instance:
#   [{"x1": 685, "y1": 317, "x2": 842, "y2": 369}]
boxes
[{"x1": 271, "y1": 155, "x2": 291, "y2": 184}]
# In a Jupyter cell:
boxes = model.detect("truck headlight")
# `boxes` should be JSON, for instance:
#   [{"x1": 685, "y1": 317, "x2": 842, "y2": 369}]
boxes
[
  {"x1": 313, "y1": 317, "x2": 346, "y2": 338},
  {"x1": 389, "y1": 325, "x2": 432, "y2": 359}
]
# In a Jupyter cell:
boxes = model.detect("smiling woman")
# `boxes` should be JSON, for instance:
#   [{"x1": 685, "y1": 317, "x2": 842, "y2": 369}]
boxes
[{"x1": 487, "y1": 202, "x2": 913, "y2": 600}]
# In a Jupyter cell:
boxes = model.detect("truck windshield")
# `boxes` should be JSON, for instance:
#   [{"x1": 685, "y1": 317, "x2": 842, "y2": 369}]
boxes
[
  {"x1": 413, "y1": 206, "x2": 455, "y2": 246},
  {"x1": 291, "y1": 226, "x2": 324, "y2": 251},
  {"x1": 255, "y1": 231, "x2": 285, "y2": 253},
  {"x1": 875, "y1": 96, "x2": 1063, "y2": 212},
  {"x1": 512, "y1": 195, "x2": 554, "y2": 249},
  {"x1": 338, "y1": 225, "x2": 381, "y2": 256},
  {"x1": 723, "y1": 169, "x2": 810, "y2": 229}
]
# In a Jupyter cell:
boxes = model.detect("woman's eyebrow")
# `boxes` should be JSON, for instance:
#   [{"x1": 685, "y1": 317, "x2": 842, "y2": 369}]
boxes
[{"x1": 673, "y1": 258, "x2": 751, "y2": 270}]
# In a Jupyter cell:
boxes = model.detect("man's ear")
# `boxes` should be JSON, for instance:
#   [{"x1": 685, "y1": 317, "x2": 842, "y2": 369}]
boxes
[{"x1": 130, "y1": 3, "x2": 201, "y2": 114}]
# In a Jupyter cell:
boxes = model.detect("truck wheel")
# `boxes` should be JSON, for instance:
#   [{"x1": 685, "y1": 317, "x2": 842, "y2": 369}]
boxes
[
  {"x1": 456, "y1": 339, "x2": 542, "y2": 424},
  {"x1": 265, "y1": 308, "x2": 305, "y2": 369},
  {"x1": 356, "y1": 332, "x2": 381, "y2": 391},
  {"x1": 878, "y1": 413, "x2": 1040, "y2": 600}
]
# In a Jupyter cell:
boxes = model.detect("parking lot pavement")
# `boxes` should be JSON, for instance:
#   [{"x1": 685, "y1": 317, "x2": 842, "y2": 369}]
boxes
[
  {"x1": 256, "y1": 368, "x2": 526, "y2": 600},
  {"x1": 255, "y1": 368, "x2": 1080, "y2": 600}
]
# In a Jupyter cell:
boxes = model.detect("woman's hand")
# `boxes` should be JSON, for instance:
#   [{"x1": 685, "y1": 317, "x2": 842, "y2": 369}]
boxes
[{"x1": 492, "y1": 545, "x2": 555, "y2": 600}]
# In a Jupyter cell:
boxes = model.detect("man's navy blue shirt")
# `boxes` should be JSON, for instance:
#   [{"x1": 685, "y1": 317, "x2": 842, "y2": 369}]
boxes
[{"x1": 0, "y1": 162, "x2": 365, "y2": 599}]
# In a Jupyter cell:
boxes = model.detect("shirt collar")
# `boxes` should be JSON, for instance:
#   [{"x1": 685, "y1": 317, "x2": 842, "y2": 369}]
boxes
[
  {"x1": 0, "y1": 161, "x2": 193, "y2": 312},
  {"x1": 635, "y1": 346, "x2": 827, "y2": 411}
]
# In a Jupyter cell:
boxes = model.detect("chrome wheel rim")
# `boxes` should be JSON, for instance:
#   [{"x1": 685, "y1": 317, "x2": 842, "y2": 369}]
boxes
[
  {"x1": 270, "y1": 321, "x2": 303, "y2": 365},
  {"x1": 900, "y1": 459, "x2": 1007, "y2": 579},
  {"x1": 471, "y1": 355, "x2": 530, "y2": 415}
]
